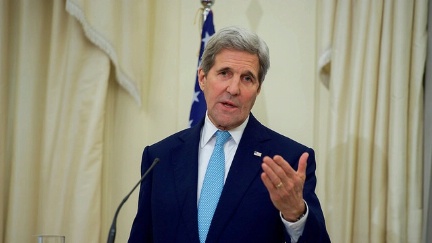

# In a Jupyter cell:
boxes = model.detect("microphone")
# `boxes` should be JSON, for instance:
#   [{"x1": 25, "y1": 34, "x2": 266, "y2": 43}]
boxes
[{"x1": 107, "y1": 158, "x2": 160, "y2": 243}]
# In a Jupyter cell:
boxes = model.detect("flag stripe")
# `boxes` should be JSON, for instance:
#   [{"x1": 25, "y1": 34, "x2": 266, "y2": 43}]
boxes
[{"x1": 189, "y1": 10, "x2": 215, "y2": 127}]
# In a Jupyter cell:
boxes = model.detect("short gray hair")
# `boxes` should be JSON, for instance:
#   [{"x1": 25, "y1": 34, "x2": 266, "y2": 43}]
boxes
[{"x1": 200, "y1": 26, "x2": 270, "y2": 86}]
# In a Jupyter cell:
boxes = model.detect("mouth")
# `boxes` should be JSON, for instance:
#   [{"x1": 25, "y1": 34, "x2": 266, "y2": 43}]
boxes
[{"x1": 221, "y1": 100, "x2": 238, "y2": 109}]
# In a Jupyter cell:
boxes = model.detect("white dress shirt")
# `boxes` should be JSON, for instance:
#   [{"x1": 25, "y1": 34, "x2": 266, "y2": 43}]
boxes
[{"x1": 197, "y1": 114, "x2": 307, "y2": 243}]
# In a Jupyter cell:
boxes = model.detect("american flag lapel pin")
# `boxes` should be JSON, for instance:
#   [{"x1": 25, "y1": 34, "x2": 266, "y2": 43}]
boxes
[{"x1": 254, "y1": 151, "x2": 262, "y2": 157}]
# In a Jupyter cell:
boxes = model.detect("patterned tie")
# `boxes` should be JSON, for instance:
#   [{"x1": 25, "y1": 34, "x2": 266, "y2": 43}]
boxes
[{"x1": 198, "y1": 130, "x2": 231, "y2": 243}]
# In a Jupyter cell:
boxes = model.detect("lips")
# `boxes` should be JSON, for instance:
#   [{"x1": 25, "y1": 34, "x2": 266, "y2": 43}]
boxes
[
  {"x1": 222, "y1": 102, "x2": 236, "y2": 108},
  {"x1": 221, "y1": 100, "x2": 238, "y2": 108}
]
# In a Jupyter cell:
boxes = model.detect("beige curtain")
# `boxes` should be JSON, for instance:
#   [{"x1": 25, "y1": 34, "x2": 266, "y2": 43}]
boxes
[
  {"x1": 317, "y1": 1, "x2": 427, "y2": 243},
  {"x1": 0, "y1": 0, "x2": 154, "y2": 242},
  {"x1": 0, "y1": 1, "x2": 109, "y2": 242}
]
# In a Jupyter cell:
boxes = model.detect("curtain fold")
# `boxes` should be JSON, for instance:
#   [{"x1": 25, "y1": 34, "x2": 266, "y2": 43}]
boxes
[
  {"x1": 423, "y1": 1, "x2": 432, "y2": 242},
  {"x1": 0, "y1": 1, "x2": 11, "y2": 242},
  {"x1": 64, "y1": 0, "x2": 152, "y2": 106},
  {"x1": 317, "y1": 1, "x2": 427, "y2": 242}
]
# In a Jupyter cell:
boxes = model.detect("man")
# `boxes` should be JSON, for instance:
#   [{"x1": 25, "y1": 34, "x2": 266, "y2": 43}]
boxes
[{"x1": 129, "y1": 26, "x2": 330, "y2": 243}]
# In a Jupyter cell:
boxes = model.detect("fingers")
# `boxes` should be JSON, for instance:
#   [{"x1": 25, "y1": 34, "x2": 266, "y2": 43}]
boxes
[
  {"x1": 260, "y1": 172, "x2": 276, "y2": 192},
  {"x1": 261, "y1": 156, "x2": 286, "y2": 189},
  {"x1": 261, "y1": 152, "x2": 309, "y2": 186},
  {"x1": 262, "y1": 152, "x2": 308, "y2": 174}
]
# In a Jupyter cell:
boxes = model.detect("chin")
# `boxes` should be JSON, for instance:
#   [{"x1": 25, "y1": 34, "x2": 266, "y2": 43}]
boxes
[{"x1": 218, "y1": 120, "x2": 243, "y2": 130}]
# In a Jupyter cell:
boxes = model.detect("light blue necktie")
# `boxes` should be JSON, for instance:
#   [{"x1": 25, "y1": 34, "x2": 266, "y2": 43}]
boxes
[{"x1": 198, "y1": 130, "x2": 231, "y2": 243}]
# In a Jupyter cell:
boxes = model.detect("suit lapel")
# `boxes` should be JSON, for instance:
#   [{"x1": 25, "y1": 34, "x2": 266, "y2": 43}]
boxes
[
  {"x1": 171, "y1": 122, "x2": 203, "y2": 243},
  {"x1": 207, "y1": 115, "x2": 271, "y2": 241}
]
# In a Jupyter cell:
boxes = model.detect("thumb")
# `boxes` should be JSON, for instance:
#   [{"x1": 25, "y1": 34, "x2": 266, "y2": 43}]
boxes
[{"x1": 298, "y1": 152, "x2": 309, "y2": 178}]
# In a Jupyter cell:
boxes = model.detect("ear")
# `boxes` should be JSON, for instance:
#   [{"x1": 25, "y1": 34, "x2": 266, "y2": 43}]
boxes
[{"x1": 198, "y1": 68, "x2": 206, "y2": 90}]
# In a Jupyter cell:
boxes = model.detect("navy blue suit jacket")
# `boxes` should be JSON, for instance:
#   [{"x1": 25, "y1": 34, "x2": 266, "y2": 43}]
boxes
[{"x1": 129, "y1": 114, "x2": 330, "y2": 243}]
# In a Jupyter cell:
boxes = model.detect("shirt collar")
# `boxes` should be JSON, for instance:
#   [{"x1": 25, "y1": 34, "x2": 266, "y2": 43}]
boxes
[{"x1": 200, "y1": 113, "x2": 249, "y2": 148}]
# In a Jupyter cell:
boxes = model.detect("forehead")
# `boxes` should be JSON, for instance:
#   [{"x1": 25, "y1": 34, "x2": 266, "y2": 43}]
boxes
[{"x1": 213, "y1": 49, "x2": 260, "y2": 74}]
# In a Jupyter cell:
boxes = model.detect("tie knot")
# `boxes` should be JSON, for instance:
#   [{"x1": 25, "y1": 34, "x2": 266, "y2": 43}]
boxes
[{"x1": 215, "y1": 130, "x2": 231, "y2": 146}]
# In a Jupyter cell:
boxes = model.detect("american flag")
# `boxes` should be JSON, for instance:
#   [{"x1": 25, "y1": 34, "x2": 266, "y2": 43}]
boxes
[{"x1": 189, "y1": 10, "x2": 215, "y2": 127}]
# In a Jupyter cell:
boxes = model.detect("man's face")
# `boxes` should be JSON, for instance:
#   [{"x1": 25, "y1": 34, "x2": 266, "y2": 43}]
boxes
[{"x1": 198, "y1": 49, "x2": 261, "y2": 130}]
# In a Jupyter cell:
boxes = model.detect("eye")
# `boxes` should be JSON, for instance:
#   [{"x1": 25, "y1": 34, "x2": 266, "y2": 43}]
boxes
[
  {"x1": 218, "y1": 70, "x2": 232, "y2": 80},
  {"x1": 243, "y1": 76, "x2": 253, "y2": 82},
  {"x1": 242, "y1": 75, "x2": 257, "y2": 84}
]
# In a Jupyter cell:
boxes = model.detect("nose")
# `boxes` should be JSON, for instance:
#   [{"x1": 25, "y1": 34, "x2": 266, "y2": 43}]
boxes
[{"x1": 226, "y1": 77, "x2": 240, "y2": 96}]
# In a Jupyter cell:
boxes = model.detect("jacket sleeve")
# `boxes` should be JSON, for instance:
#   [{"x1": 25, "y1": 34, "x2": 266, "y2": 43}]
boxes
[{"x1": 128, "y1": 146, "x2": 154, "y2": 243}]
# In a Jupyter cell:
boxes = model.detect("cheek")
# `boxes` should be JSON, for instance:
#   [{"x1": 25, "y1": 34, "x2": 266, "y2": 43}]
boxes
[
  {"x1": 204, "y1": 88, "x2": 218, "y2": 104},
  {"x1": 244, "y1": 92, "x2": 258, "y2": 106},
  {"x1": 207, "y1": 83, "x2": 225, "y2": 98}
]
